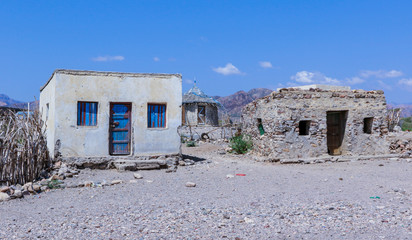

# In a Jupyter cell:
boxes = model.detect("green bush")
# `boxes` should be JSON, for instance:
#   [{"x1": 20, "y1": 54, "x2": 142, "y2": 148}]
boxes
[
  {"x1": 186, "y1": 141, "x2": 196, "y2": 147},
  {"x1": 229, "y1": 134, "x2": 253, "y2": 154},
  {"x1": 401, "y1": 117, "x2": 412, "y2": 131}
]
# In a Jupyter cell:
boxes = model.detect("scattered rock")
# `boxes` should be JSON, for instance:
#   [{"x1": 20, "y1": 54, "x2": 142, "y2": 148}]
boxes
[
  {"x1": 32, "y1": 184, "x2": 41, "y2": 192},
  {"x1": 0, "y1": 192, "x2": 10, "y2": 202},
  {"x1": 111, "y1": 180, "x2": 123, "y2": 185},
  {"x1": 50, "y1": 175, "x2": 63, "y2": 181},
  {"x1": 218, "y1": 149, "x2": 226, "y2": 155},
  {"x1": 11, "y1": 190, "x2": 22, "y2": 199},
  {"x1": 0, "y1": 186, "x2": 10, "y2": 193},
  {"x1": 133, "y1": 173, "x2": 143, "y2": 179},
  {"x1": 185, "y1": 182, "x2": 196, "y2": 187},
  {"x1": 84, "y1": 181, "x2": 93, "y2": 187}
]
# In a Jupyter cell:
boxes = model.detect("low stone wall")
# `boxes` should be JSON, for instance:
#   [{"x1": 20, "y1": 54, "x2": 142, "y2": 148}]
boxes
[
  {"x1": 242, "y1": 88, "x2": 389, "y2": 160},
  {"x1": 179, "y1": 126, "x2": 238, "y2": 141},
  {"x1": 61, "y1": 154, "x2": 181, "y2": 170}
]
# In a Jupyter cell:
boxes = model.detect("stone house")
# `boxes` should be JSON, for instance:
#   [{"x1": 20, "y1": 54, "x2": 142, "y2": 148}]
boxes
[
  {"x1": 241, "y1": 85, "x2": 389, "y2": 160},
  {"x1": 39, "y1": 69, "x2": 182, "y2": 167},
  {"x1": 182, "y1": 84, "x2": 220, "y2": 126}
]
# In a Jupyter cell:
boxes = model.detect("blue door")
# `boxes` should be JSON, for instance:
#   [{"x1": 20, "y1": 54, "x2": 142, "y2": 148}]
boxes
[{"x1": 110, "y1": 103, "x2": 131, "y2": 155}]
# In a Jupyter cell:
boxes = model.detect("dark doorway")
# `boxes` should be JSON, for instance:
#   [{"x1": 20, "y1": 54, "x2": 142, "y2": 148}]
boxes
[
  {"x1": 109, "y1": 103, "x2": 132, "y2": 155},
  {"x1": 326, "y1": 111, "x2": 348, "y2": 155}
]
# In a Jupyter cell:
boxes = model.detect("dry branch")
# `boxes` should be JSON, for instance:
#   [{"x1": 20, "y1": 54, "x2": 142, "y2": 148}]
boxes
[{"x1": 0, "y1": 110, "x2": 51, "y2": 185}]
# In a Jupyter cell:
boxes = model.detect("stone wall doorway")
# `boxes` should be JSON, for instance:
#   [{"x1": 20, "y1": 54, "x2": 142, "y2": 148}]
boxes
[{"x1": 326, "y1": 111, "x2": 348, "y2": 155}]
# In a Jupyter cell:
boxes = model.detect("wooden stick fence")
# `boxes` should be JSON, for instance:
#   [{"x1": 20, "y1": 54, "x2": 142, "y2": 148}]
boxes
[{"x1": 0, "y1": 110, "x2": 50, "y2": 185}]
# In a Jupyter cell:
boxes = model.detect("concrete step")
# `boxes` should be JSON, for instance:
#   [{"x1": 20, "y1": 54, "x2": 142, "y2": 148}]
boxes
[{"x1": 112, "y1": 159, "x2": 167, "y2": 171}]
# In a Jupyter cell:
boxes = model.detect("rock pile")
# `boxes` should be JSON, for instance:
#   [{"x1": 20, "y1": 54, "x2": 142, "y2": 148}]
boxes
[
  {"x1": 389, "y1": 139, "x2": 412, "y2": 157},
  {"x1": 0, "y1": 161, "x2": 79, "y2": 202}
]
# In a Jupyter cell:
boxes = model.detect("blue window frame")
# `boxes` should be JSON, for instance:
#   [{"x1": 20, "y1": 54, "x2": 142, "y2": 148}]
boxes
[
  {"x1": 77, "y1": 102, "x2": 98, "y2": 126},
  {"x1": 148, "y1": 103, "x2": 166, "y2": 128}
]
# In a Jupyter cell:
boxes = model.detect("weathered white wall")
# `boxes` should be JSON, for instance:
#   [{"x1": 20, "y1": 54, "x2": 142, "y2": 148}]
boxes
[
  {"x1": 39, "y1": 75, "x2": 56, "y2": 157},
  {"x1": 183, "y1": 103, "x2": 219, "y2": 126},
  {"x1": 40, "y1": 70, "x2": 182, "y2": 159}
]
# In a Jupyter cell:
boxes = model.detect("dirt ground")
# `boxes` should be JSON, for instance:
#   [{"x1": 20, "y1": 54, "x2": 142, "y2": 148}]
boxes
[{"x1": 0, "y1": 142, "x2": 411, "y2": 239}]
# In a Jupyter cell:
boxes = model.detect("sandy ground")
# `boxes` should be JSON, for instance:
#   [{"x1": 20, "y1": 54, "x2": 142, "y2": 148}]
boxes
[{"x1": 0, "y1": 142, "x2": 411, "y2": 239}]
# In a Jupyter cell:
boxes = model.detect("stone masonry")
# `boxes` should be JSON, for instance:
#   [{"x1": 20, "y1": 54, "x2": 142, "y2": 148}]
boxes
[{"x1": 241, "y1": 87, "x2": 389, "y2": 160}]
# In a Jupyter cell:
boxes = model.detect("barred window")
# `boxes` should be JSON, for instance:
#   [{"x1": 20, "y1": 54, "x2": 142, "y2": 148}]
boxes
[
  {"x1": 148, "y1": 104, "x2": 166, "y2": 128},
  {"x1": 77, "y1": 102, "x2": 98, "y2": 126}
]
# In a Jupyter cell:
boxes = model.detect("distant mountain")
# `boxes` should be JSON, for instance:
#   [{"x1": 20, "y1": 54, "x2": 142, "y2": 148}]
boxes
[
  {"x1": 214, "y1": 88, "x2": 273, "y2": 117},
  {"x1": 0, "y1": 94, "x2": 22, "y2": 107},
  {"x1": 0, "y1": 94, "x2": 38, "y2": 110},
  {"x1": 388, "y1": 103, "x2": 412, "y2": 118}
]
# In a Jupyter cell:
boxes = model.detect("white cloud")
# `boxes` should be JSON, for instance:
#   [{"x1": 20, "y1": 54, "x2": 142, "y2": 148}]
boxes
[
  {"x1": 259, "y1": 61, "x2": 273, "y2": 69},
  {"x1": 398, "y1": 78, "x2": 412, "y2": 87},
  {"x1": 185, "y1": 79, "x2": 194, "y2": 84},
  {"x1": 213, "y1": 63, "x2": 243, "y2": 75},
  {"x1": 92, "y1": 55, "x2": 124, "y2": 62},
  {"x1": 360, "y1": 70, "x2": 403, "y2": 78},
  {"x1": 290, "y1": 71, "x2": 340, "y2": 85},
  {"x1": 346, "y1": 77, "x2": 365, "y2": 85},
  {"x1": 153, "y1": 57, "x2": 160, "y2": 62}
]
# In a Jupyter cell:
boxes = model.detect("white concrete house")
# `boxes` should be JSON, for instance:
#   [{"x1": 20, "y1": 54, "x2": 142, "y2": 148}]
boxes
[{"x1": 40, "y1": 69, "x2": 182, "y2": 168}]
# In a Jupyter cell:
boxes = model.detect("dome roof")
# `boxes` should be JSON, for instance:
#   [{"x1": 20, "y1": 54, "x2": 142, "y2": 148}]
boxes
[{"x1": 183, "y1": 84, "x2": 221, "y2": 106}]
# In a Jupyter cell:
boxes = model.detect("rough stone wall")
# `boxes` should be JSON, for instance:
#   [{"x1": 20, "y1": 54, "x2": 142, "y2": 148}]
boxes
[
  {"x1": 183, "y1": 103, "x2": 219, "y2": 126},
  {"x1": 205, "y1": 105, "x2": 218, "y2": 126},
  {"x1": 241, "y1": 88, "x2": 389, "y2": 160}
]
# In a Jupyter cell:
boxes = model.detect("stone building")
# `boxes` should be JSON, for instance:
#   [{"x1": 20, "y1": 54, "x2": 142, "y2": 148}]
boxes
[
  {"x1": 39, "y1": 69, "x2": 182, "y2": 168},
  {"x1": 182, "y1": 84, "x2": 220, "y2": 126},
  {"x1": 241, "y1": 85, "x2": 389, "y2": 160}
]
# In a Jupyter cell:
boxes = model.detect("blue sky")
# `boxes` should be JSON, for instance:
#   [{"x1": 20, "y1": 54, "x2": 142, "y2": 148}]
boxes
[{"x1": 1, "y1": 0, "x2": 412, "y2": 103}]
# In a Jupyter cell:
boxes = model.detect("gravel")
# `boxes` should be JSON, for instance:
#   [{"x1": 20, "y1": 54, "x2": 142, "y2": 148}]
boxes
[{"x1": 0, "y1": 143, "x2": 411, "y2": 239}]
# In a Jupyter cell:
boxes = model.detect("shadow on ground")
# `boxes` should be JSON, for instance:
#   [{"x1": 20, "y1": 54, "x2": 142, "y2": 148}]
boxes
[{"x1": 182, "y1": 154, "x2": 207, "y2": 163}]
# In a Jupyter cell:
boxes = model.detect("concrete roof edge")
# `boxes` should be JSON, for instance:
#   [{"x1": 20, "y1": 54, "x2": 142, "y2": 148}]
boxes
[{"x1": 40, "y1": 69, "x2": 182, "y2": 92}]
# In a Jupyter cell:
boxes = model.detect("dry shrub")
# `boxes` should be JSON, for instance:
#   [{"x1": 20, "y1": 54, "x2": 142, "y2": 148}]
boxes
[{"x1": 0, "y1": 110, "x2": 51, "y2": 185}]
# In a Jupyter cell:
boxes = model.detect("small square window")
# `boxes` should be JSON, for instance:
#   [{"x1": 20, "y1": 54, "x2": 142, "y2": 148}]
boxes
[
  {"x1": 364, "y1": 117, "x2": 373, "y2": 134},
  {"x1": 148, "y1": 104, "x2": 166, "y2": 128},
  {"x1": 77, "y1": 102, "x2": 98, "y2": 126},
  {"x1": 299, "y1": 120, "x2": 311, "y2": 135}
]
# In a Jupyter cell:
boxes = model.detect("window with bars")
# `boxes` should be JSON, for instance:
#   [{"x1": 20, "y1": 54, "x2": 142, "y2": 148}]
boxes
[
  {"x1": 148, "y1": 104, "x2": 166, "y2": 128},
  {"x1": 77, "y1": 102, "x2": 98, "y2": 126}
]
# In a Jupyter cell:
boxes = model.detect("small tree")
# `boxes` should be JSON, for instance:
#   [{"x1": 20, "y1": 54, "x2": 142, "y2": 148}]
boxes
[
  {"x1": 401, "y1": 117, "x2": 412, "y2": 131},
  {"x1": 387, "y1": 108, "x2": 402, "y2": 132},
  {"x1": 229, "y1": 134, "x2": 253, "y2": 154}
]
